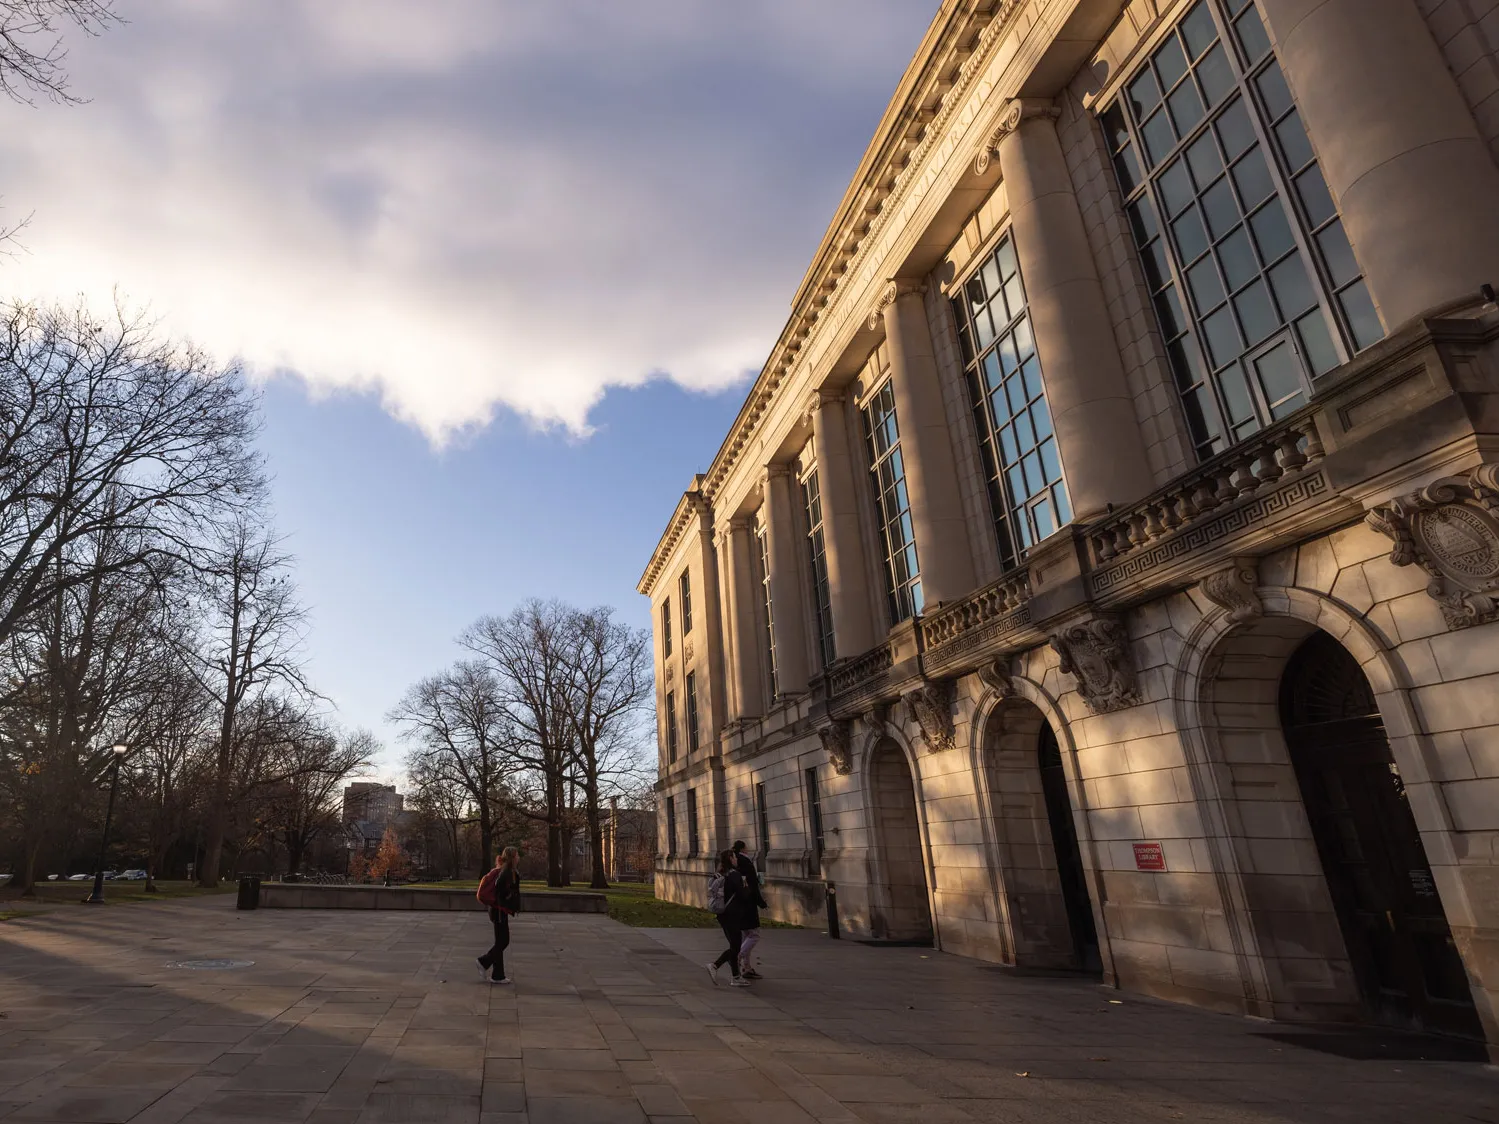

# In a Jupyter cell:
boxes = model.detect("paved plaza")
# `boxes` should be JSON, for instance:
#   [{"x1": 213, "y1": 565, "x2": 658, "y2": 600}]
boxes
[{"x1": 0, "y1": 897, "x2": 1495, "y2": 1124}]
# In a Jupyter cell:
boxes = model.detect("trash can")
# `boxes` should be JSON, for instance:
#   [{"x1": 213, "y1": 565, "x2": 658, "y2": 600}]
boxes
[
  {"x1": 236, "y1": 876, "x2": 260, "y2": 910},
  {"x1": 825, "y1": 882, "x2": 840, "y2": 939}
]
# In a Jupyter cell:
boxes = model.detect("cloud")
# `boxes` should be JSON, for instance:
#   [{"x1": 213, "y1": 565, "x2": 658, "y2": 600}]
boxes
[{"x1": 0, "y1": 0, "x2": 933, "y2": 443}]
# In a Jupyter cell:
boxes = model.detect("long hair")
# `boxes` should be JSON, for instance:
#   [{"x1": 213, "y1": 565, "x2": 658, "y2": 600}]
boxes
[
  {"x1": 717, "y1": 849, "x2": 735, "y2": 874},
  {"x1": 499, "y1": 846, "x2": 520, "y2": 872}
]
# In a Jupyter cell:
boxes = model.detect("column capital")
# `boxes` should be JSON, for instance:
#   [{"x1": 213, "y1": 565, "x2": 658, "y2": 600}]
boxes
[
  {"x1": 762, "y1": 462, "x2": 792, "y2": 485},
  {"x1": 801, "y1": 387, "x2": 846, "y2": 428},
  {"x1": 974, "y1": 98, "x2": 1061, "y2": 175},
  {"x1": 866, "y1": 278, "x2": 926, "y2": 332}
]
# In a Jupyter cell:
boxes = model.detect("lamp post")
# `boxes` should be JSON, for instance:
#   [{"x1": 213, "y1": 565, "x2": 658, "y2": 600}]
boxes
[{"x1": 85, "y1": 744, "x2": 129, "y2": 905}]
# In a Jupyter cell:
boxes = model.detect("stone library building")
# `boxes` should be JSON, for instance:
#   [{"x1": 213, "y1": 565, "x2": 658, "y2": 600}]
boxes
[{"x1": 638, "y1": 0, "x2": 1499, "y2": 1054}]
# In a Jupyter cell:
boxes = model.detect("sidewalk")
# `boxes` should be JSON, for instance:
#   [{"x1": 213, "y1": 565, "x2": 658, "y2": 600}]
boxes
[{"x1": 0, "y1": 897, "x2": 1493, "y2": 1123}]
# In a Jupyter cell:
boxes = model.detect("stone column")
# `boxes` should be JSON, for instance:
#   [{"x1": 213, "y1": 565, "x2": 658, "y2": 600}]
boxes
[
  {"x1": 725, "y1": 517, "x2": 764, "y2": 719},
  {"x1": 996, "y1": 99, "x2": 1154, "y2": 522},
  {"x1": 877, "y1": 283, "x2": 977, "y2": 606},
  {"x1": 1258, "y1": 0, "x2": 1499, "y2": 329},
  {"x1": 809, "y1": 389, "x2": 877, "y2": 659},
  {"x1": 763, "y1": 465, "x2": 810, "y2": 694}
]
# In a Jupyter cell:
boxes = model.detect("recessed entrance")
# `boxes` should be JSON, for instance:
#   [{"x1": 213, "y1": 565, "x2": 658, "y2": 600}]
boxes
[
  {"x1": 869, "y1": 740, "x2": 933, "y2": 943},
  {"x1": 1039, "y1": 723, "x2": 1101, "y2": 974},
  {"x1": 1279, "y1": 631, "x2": 1480, "y2": 1039}
]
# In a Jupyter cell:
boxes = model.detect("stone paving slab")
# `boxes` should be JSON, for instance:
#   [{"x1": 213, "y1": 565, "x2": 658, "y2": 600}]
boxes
[{"x1": 0, "y1": 896, "x2": 1494, "y2": 1123}]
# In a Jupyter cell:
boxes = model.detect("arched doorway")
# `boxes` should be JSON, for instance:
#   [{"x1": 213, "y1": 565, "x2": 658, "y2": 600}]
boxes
[
  {"x1": 869, "y1": 741, "x2": 932, "y2": 943},
  {"x1": 1280, "y1": 631, "x2": 1480, "y2": 1038},
  {"x1": 980, "y1": 697, "x2": 1101, "y2": 973}
]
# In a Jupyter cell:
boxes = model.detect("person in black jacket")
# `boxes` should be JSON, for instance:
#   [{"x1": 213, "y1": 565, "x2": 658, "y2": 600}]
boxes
[
  {"x1": 733, "y1": 840, "x2": 768, "y2": 979},
  {"x1": 707, "y1": 849, "x2": 752, "y2": 987},
  {"x1": 476, "y1": 847, "x2": 522, "y2": 984}
]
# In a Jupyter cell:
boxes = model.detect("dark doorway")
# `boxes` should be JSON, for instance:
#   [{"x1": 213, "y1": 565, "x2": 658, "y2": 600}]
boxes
[
  {"x1": 1038, "y1": 723, "x2": 1101, "y2": 974},
  {"x1": 870, "y1": 742, "x2": 933, "y2": 944},
  {"x1": 1280, "y1": 631, "x2": 1480, "y2": 1039}
]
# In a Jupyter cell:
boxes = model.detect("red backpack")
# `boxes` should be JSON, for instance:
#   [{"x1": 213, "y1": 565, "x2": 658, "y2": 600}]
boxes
[{"x1": 476, "y1": 868, "x2": 500, "y2": 907}]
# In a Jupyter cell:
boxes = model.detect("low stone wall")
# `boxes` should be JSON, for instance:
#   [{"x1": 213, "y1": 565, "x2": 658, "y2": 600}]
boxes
[{"x1": 257, "y1": 885, "x2": 607, "y2": 914}]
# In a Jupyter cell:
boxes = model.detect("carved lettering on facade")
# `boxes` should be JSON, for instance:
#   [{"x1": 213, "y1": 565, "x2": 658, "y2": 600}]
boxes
[
  {"x1": 904, "y1": 679, "x2": 956, "y2": 752},
  {"x1": 817, "y1": 721, "x2": 853, "y2": 776},
  {"x1": 1049, "y1": 616, "x2": 1140, "y2": 714},
  {"x1": 976, "y1": 656, "x2": 1016, "y2": 698},
  {"x1": 1199, "y1": 558, "x2": 1263, "y2": 623},
  {"x1": 1367, "y1": 464, "x2": 1499, "y2": 629}
]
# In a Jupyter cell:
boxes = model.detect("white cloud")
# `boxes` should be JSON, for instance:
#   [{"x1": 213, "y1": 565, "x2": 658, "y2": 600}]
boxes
[{"x1": 0, "y1": 0, "x2": 932, "y2": 443}]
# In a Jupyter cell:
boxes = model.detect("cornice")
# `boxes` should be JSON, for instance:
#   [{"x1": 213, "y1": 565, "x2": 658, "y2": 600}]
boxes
[{"x1": 637, "y1": 477, "x2": 711, "y2": 596}]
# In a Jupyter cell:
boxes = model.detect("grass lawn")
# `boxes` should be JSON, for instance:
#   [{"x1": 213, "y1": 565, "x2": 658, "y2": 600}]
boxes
[
  {"x1": 0, "y1": 879, "x2": 236, "y2": 916},
  {"x1": 404, "y1": 879, "x2": 799, "y2": 930}
]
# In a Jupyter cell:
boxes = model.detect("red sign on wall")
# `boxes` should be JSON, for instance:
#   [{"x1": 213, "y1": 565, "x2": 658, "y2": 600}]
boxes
[{"x1": 1133, "y1": 842, "x2": 1167, "y2": 871}]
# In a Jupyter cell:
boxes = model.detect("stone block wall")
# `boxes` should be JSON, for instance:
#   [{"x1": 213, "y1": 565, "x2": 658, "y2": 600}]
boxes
[{"x1": 1418, "y1": 0, "x2": 1499, "y2": 167}]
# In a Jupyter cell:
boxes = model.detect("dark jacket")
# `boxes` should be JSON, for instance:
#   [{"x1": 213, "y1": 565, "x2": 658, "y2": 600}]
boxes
[
  {"x1": 495, "y1": 867, "x2": 522, "y2": 914},
  {"x1": 722, "y1": 868, "x2": 753, "y2": 930},
  {"x1": 736, "y1": 852, "x2": 766, "y2": 926}
]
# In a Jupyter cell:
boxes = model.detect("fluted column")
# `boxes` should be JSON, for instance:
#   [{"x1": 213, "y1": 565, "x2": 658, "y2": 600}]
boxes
[
  {"x1": 1257, "y1": 0, "x2": 1499, "y2": 329},
  {"x1": 763, "y1": 465, "x2": 810, "y2": 695},
  {"x1": 725, "y1": 517, "x2": 764, "y2": 719},
  {"x1": 809, "y1": 390, "x2": 876, "y2": 659},
  {"x1": 996, "y1": 100, "x2": 1154, "y2": 522},
  {"x1": 878, "y1": 282, "x2": 977, "y2": 606}
]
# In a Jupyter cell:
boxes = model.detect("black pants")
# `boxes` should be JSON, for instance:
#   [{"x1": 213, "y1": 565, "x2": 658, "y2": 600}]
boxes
[
  {"x1": 714, "y1": 917, "x2": 742, "y2": 977},
  {"x1": 479, "y1": 908, "x2": 510, "y2": 979}
]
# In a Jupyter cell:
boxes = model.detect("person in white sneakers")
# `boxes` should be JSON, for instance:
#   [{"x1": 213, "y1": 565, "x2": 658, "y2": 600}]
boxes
[
  {"x1": 475, "y1": 847, "x2": 521, "y2": 984},
  {"x1": 705, "y1": 849, "x2": 751, "y2": 987},
  {"x1": 732, "y1": 841, "x2": 767, "y2": 980}
]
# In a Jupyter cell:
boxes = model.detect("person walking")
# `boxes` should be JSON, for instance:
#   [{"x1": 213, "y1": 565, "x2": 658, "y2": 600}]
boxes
[
  {"x1": 733, "y1": 840, "x2": 768, "y2": 980},
  {"x1": 475, "y1": 847, "x2": 522, "y2": 985},
  {"x1": 706, "y1": 849, "x2": 751, "y2": 988}
]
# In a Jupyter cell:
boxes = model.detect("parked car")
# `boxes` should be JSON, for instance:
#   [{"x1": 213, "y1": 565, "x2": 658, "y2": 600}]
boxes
[
  {"x1": 120, "y1": 870, "x2": 148, "y2": 880},
  {"x1": 66, "y1": 873, "x2": 90, "y2": 881},
  {"x1": 46, "y1": 874, "x2": 60, "y2": 881}
]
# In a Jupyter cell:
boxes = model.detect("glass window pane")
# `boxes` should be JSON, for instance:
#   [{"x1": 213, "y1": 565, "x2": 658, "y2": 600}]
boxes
[
  {"x1": 1101, "y1": 103, "x2": 1130, "y2": 151},
  {"x1": 1339, "y1": 279, "x2": 1384, "y2": 350},
  {"x1": 998, "y1": 423, "x2": 1019, "y2": 463},
  {"x1": 1215, "y1": 97, "x2": 1255, "y2": 160},
  {"x1": 1021, "y1": 355, "x2": 1044, "y2": 400},
  {"x1": 997, "y1": 238, "x2": 1018, "y2": 278},
  {"x1": 1172, "y1": 206, "x2": 1210, "y2": 262},
  {"x1": 1129, "y1": 68, "x2": 1162, "y2": 119},
  {"x1": 1127, "y1": 197, "x2": 1160, "y2": 245},
  {"x1": 997, "y1": 332, "x2": 1019, "y2": 374},
  {"x1": 1231, "y1": 146, "x2": 1275, "y2": 209},
  {"x1": 1317, "y1": 219, "x2": 1360, "y2": 287},
  {"x1": 1187, "y1": 255, "x2": 1227, "y2": 312},
  {"x1": 1167, "y1": 336, "x2": 1207, "y2": 391},
  {"x1": 1154, "y1": 35, "x2": 1189, "y2": 91},
  {"x1": 1006, "y1": 463, "x2": 1027, "y2": 502},
  {"x1": 1168, "y1": 77, "x2": 1206, "y2": 134},
  {"x1": 1005, "y1": 375, "x2": 1026, "y2": 415},
  {"x1": 1249, "y1": 198, "x2": 1295, "y2": 262},
  {"x1": 1039, "y1": 439, "x2": 1063, "y2": 484},
  {"x1": 1234, "y1": 5, "x2": 1272, "y2": 63},
  {"x1": 982, "y1": 350, "x2": 1003, "y2": 391},
  {"x1": 1142, "y1": 108, "x2": 1178, "y2": 167},
  {"x1": 1004, "y1": 276, "x2": 1026, "y2": 321},
  {"x1": 1202, "y1": 177, "x2": 1240, "y2": 238},
  {"x1": 1032, "y1": 498, "x2": 1057, "y2": 540},
  {"x1": 1296, "y1": 309, "x2": 1340, "y2": 376},
  {"x1": 1204, "y1": 305, "x2": 1243, "y2": 368},
  {"x1": 1156, "y1": 285, "x2": 1189, "y2": 338},
  {"x1": 1031, "y1": 399, "x2": 1053, "y2": 439},
  {"x1": 973, "y1": 306, "x2": 996, "y2": 349},
  {"x1": 1219, "y1": 364, "x2": 1255, "y2": 422},
  {"x1": 1181, "y1": 384, "x2": 1222, "y2": 447},
  {"x1": 1186, "y1": 132, "x2": 1224, "y2": 188},
  {"x1": 1274, "y1": 110, "x2": 1315, "y2": 172},
  {"x1": 1014, "y1": 409, "x2": 1035, "y2": 449},
  {"x1": 956, "y1": 317, "x2": 974, "y2": 364},
  {"x1": 1256, "y1": 62, "x2": 1294, "y2": 121},
  {"x1": 980, "y1": 257, "x2": 1003, "y2": 308},
  {"x1": 1181, "y1": 2, "x2": 1218, "y2": 59},
  {"x1": 1217, "y1": 225, "x2": 1258, "y2": 290},
  {"x1": 1294, "y1": 166, "x2": 1336, "y2": 231},
  {"x1": 1054, "y1": 485, "x2": 1072, "y2": 526},
  {"x1": 1023, "y1": 451, "x2": 1044, "y2": 495},
  {"x1": 1235, "y1": 279, "x2": 1279, "y2": 342},
  {"x1": 1143, "y1": 238, "x2": 1172, "y2": 291},
  {"x1": 1268, "y1": 254, "x2": 1316, "y2": 319},
  {"x1": 1013, "y1": 316, "x2": 1035, "y2": 360},
  {"x1": 1196, "y1": 43, "x2": 1235, "y2": 107},
  {"x1": 1159, "y1": 159, "x2": 1195, "y2": 216},
  {"x1": 1254, "y1": 340, "x2": 1305, "y2": 415}
]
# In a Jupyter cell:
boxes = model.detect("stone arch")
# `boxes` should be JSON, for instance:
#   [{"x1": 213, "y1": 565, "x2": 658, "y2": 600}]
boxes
[
  {"x1": 858, "y1": 726, "x2": 935, "y2": 943},
  {"x1": 1172, "y1": 584, "x2": 1464, "y2": 1022},
  {"x1": 969, "y1": 676, "x2": 1112, "y2": 978}
]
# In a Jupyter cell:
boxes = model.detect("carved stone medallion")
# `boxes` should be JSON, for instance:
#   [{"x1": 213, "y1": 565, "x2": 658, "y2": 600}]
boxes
[
  {"x1": 976, "y1": 656, "x2": 1016, "y2": 698},
  {"x1": 1048, "y1": 616, "x2": 1140, "y2": 714},
  {"x1": 904, "y1": 679, "x2": 956, "y2": 753},
  {"x1": 1367, "y1": 464, "x2": 1499, "y2": 629},
  {"x1": 1200, "y1": 557, "x2": 1262, "y2": 624},
  {"x1": 817, "y1": 721, "x2": 853, "y2": 776}
]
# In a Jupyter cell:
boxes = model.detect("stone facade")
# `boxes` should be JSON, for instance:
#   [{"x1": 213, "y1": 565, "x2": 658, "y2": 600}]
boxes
[{"x1": 638, "y1": 0, "x2": 1499, "y2": 1057}]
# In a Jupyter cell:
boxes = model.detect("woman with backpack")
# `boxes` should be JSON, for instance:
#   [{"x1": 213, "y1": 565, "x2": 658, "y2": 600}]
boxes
[
  {"x1": 475, "y1": 847, "x2": 521, "y2": 984},
  {"x1": 705, "y1": 849, "x2": 751, "y2": 987}
]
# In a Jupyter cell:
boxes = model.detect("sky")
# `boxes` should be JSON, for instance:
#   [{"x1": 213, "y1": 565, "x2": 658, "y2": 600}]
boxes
[{"x1": 0, "y1": 0, "x2": 936, "y2": 777}]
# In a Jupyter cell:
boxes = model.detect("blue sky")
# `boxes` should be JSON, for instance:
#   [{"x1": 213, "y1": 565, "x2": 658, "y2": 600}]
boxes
[{"x1": 0, "y1": 1, "x2": 936, "y2": 773}]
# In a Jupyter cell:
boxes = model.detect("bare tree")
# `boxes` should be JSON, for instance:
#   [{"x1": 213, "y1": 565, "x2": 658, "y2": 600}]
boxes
[
  {"x1": 406, "y1": 750, "x2": 467, "y2": 879},
  {"x1": 561, "y1": 606, "x2": 652, "y2": 889},
  {"x1": 260, "y1": 724, "x2": 373, "y2": 876},
  {"x1": 0, "y1": 0, "x2": 115, "y2": 104},
  {"x1": 0, "y1": 300, "x2": 263, "y2": 656},
  {"x1": 390, "y1": 661, "x2": 511, "y2": 869},
  {"x1": 175, "y1": 522, "x2": 309, "y2": 886}
]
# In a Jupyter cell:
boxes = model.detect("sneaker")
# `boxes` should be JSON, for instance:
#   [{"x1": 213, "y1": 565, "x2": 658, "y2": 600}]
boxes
[
  {"x1": 476, "y1": 958, "x2": 487, "y2": 980},
  {"x1": 490, "y1": 977, "x2": 512, "y2": 985},
  {"x1": 742, "y1": 968, "x2": 762, "y2": 980},
  {"x1": 730, "y1": 976, "x2": 751, "y2": 988},
  {"x1": 705, "y1": 962, "x2": 719, "y2": 987}
]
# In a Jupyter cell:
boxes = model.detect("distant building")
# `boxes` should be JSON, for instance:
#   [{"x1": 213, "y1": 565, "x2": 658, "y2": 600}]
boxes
[{"x1": 342, "y1": 782, "x2": 403, "y2": 826}]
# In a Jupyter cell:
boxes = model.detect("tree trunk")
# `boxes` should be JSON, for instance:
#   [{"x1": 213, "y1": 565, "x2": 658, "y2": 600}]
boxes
[
  {"x1": 16, "y1": 838, "x2": 41, "y2": 897},
  {"x1": 479, "y1": 809, "x2": 494, "y2": 872},
  {"x1": 586, "y1": 781, "x2": 608, "y2": 890},
  {"x1": 199, "y1": 798, "x2": 228, "y2": 887}
]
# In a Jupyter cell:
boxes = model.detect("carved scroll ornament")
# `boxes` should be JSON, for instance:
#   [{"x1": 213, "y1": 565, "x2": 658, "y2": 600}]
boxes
[
  {"x1": 904, "y1": 678, "x2": 956, "y2": 753},
  {"x1": 1049, "y1": 616, "x2": 1140, "y2": 714},
  {"x1": 1367, "y1": 464, "x2": 1499, "y2": 629},
  {"x1": 976, "y1": 656, "x2": 1016, "y2": 698},
  {"x1": 1200, "y1": 558, "x2": 1263, "y2": 623},
  {"x1": 973, "y1": 98, "x2": 1061, "y2": 175},
  {"x1": 817, "y1": 721, "x2": 853, "y2": 776}
]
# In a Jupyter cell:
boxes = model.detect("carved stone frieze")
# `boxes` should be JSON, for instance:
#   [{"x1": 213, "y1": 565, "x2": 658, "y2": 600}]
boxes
[
  {"x1": 976, "y1": 656, "x2": 1016, "y2": 698},
  {"x1": 1048, "y1": 616, "x2": 1140, "y2": 714},
  {"x1": 817, "y1": 721, "x2": 853, "y2": 776},
  {"x1": 1200, "y1": 557, "x2": 1262, "y2": 623},
  {"x1": 904, "y1": 679, "x2": 956, "y2": 753},
  {"x1": 1367, "y1": 464, "x2": 1499, "y2": 629},
  {"x1": 663, "y1": 663, "x2": 675, "y2": 685},
  {"x1": 683, "y1": 638, "x2": 695, "y2": 664}
]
